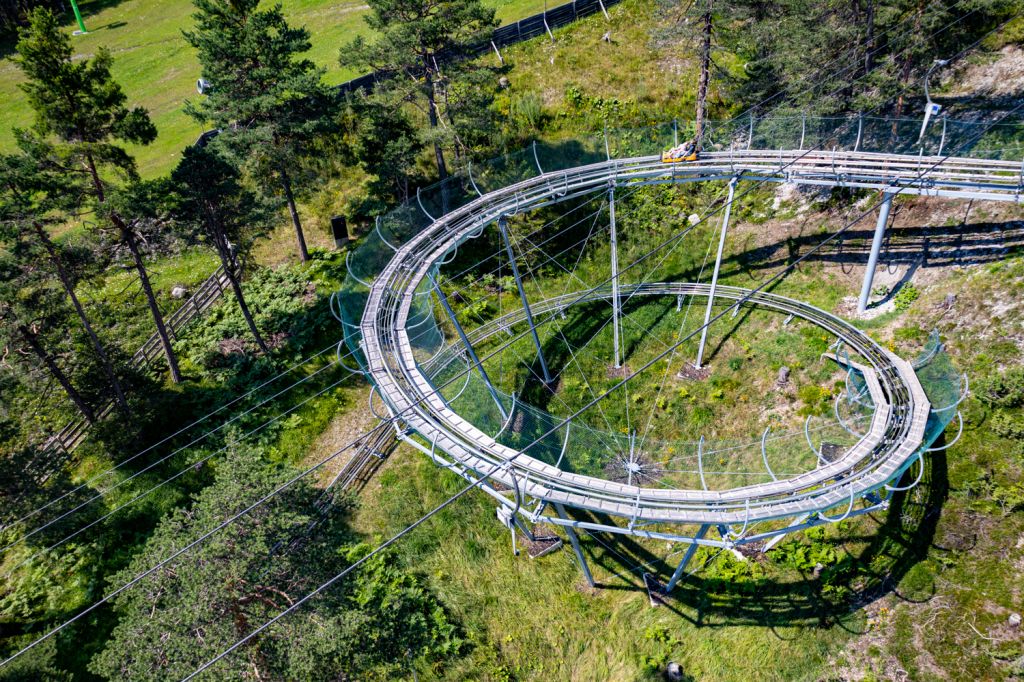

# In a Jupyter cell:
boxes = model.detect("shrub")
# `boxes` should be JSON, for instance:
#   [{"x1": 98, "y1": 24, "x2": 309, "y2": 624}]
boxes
[
  {"x1": 991, "y1": 409, "x2": 1024, "y2": 440},
  {"x1": 975, "y1": 368, "x2": 1024, "y2": 407},
  {"x1": 893, "y1": 283, "x2": 920, "y2": 312}
]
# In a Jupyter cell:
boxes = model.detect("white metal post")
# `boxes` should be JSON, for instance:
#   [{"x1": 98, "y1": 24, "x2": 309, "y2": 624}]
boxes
[
  {"x1": 555, "y1": 503, "x2": 594, "y2": 586},
  {"x1": 695, "y1": 176, "x2": 739, "y2": 368},
  {"x1": 609, "y1": 183, "x2": 622, "y2": 369},
  {"x1": 498, "y1": 216, "x2": 553, "y2": 385},
  {"x1": 857, "y1": 193, "x2": 893, "y2": 313},
  {"x1": 665, "y1": 524, "x2": 710, "y2": 592},
  {"x1": 431, "y1": 274, "x2": 508, "y2": 419}
]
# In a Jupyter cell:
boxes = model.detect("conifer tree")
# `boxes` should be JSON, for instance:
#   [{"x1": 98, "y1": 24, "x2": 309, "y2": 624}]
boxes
[
  {"x1": 0, "y1": 249, "x2": 95, "y2": 424},
  {"x1": 13, "y1": 8, "x2": 182, "y2": 384},
  {"x1": 170, "y1": 146, "x2": 272, "y2": 354},
  {"x1": 0, "y1": 133, "x2": 130, "y2": 414},
  {"x1": 184, "y1": 0, "x2": 340, "y2": 264},
  {"x1": 342, "y1": 0, "x2": 498, "y2": 182},
  {"x1": 89, "y1": 444, "x2": 462, "y2": 680}
]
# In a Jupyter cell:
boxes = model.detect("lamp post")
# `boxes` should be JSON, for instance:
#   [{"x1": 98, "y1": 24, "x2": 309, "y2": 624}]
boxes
[
  {"x1": 69, "y1": 0, "x2": 88, "y2": 35},
  {"x1": 918, "y1": 58, "x2": 949, "y2": 143}
]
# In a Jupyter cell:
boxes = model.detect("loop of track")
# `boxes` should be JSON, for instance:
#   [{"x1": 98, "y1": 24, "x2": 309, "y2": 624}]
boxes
[{"x1": 356, "y1": 151, "x2": 974, "y2": 525}]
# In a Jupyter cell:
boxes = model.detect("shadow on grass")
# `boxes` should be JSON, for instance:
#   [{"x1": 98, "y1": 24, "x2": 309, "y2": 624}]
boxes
[{"x1": 564, "y1": 446, "x2": 948, "y2": 632}]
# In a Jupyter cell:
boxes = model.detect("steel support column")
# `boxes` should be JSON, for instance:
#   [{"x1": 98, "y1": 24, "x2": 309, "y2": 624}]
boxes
[
  {"x1": 857, "y1": 192, "x2": 893, "y2": 313},
  {"x1": 498, "y1": 216, "x2": 553, "y2": 384},
  {"x1": 695, "y1": 176, "x2": 739, "y2": 368},
  {"x1": 555, "y1": 503, "x2": 594, "y2": 586},
  {"x1": 430, "y1": 274, "x2": 508, "y2": 420},
  {"x1": 665, "y1": 524, "x2": 710, "y2": 592},
  {"x1": 609, "y1": 183, "x2": 622, "y2": 368}
]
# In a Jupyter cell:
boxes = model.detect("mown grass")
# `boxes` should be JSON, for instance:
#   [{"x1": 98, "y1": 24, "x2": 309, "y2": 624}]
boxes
[{"x1": 0, "y1": 0, "x2": 550, "y2": 178}]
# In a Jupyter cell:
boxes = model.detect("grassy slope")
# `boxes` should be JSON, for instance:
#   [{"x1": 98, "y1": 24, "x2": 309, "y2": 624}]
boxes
[
  {"x1": 348, "y1": 189, "x2": 1024, "y2": 681},
  {"x1": 0, "y1": 0, "x2": 548, "y2": 178},
  {"x1": 336, "y1": 6, "x2": 1024, "y2": 678}
]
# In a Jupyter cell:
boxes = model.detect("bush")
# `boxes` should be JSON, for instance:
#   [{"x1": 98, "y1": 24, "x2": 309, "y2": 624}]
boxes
[
  {"x1": 975, "y1": 368, "x2": 1024, "y2": 407},
  {"x1": 893, "y1": 283, "x2": 920, "y2": 312},
  {"x1": 991, "y1": 409, "x2": 1024, "y2": 440},
  {"x1": 174, "y1": 263, "x2": 332, "y2": 379}
]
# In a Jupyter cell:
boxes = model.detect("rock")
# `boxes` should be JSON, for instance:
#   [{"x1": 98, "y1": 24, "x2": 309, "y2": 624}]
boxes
[
  {"x1": 687, "y1": 213, "x2": 700, "y2": 226},
  {"x1": 939, "y1": 293, "x2": 956, "y2": 310},
  {"x1": 170, "y1": 285, "x2": 189, "y2": 299},
  {"x1": 498, "y1": 76, "x2": 510, "y2": 89},
  {"x1": 777, "y1": 366, "x2": 790, "y2": 385},
  {"x1": 1010, "y1": 612, "x2": 1022, "y2": 628},
  {"x1": 665, "y1": 662, "x2": 684, "y2": 681}
]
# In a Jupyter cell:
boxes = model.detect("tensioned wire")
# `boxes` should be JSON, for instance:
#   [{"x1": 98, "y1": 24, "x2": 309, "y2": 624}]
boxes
[
  {"x1": 496, "y1": 178, "x2": 734, "y2": 456},
  {"x1": 16, "y1": 0, "x2": 987, "y2": 542},
  {"x1": 179, "y1": 18, "x2": 1023, "y2": 674},
  {"x1": 726, "y1": 1, "x2": 976, "y2": 121},
  {"x1": 179, "y1": 94, "x2": 1024, "y2": 679},
  {"x1": 0, "y1": 372, "x2": 353, "y2": 581},
  {"x1": 10, "y1": 186, "x2": 614, "y2": 535},
  {"x1": 4, "y1": 9, "x2": 1010, "y2": 669},
  {"x1": 418, "y1": 4, "x2": 1010, "y2": 484},
  {"x1": 6, "y1": 191, "x2": 626, "y2": 555},
  {"x1": 2, "y1": 341, "x2": 339, "y2": 532}
]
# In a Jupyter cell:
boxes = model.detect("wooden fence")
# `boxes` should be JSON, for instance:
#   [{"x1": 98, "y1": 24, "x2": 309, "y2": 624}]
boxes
[{"x1": 38, "y1": 264, "x2": 235, "y2": 463}]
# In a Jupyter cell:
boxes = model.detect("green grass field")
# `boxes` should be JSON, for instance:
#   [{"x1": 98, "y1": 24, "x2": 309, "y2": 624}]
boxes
[{"x1": 0, "y1": 0, "x2": 549, "y2": 178}]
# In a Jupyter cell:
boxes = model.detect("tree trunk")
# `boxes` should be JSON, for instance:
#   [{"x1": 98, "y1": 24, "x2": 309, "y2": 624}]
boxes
[
  {"x1": 113, "y1": 212, "x2": 182, "y2": 384},
  {"x1": 84, "y1": 151, "x2": 105, "y2": 204},
  {"x1": 32, "y1": 222, "x2": 130, "y2": 414},
  {"x1": 423, "y1": 69, "x2": 449, "y2": 181},
  {"x1": 19, "y1": 324, "x2": 95, "y2": 424},
  {"x1": 694, "y1": 0, "x2": 713, "y2": 150},
  {"x1": 864, "y1": 0, "x2": 875, "y2": 74},
  {"x1": 217, "y1": 238, "x2": 269, "y2": 355},
  {"x1": 279, "y1": 167, "x2": 309, "y2": 264}
]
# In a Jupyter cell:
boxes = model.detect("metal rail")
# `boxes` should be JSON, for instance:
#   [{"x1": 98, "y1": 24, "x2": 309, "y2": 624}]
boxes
[{"x1": 357, "y1": 149, "x2": 958, "y2": 528}]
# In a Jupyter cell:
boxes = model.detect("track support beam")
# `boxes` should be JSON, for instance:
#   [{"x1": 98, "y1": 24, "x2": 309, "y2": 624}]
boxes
[
  {"x1": 609, "y1": 183, "x2": 622, "y2": 369},
  {"x1": 555, "y1": 503, "x2": 594, "y2": 587},
  {"x1": 696, "y1": 176, "x2": 739, "y2": 368},
  {"x1": 430, "y1": 274, "x2": 508, "y2": 420},
  {"x1": 665, "y1": 524, "x2": 709, "y2": 592},
  {"x1": 498, "y1": 216, "x2": 553, "y2": 385},
  {"x1": 857, "y1": 192, "x2": 894, "y2": 313}
]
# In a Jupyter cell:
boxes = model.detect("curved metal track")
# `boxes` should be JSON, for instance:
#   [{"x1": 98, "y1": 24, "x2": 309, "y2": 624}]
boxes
[{"x1": 359, "y1": 150, "x2": 977, "y2": 530}]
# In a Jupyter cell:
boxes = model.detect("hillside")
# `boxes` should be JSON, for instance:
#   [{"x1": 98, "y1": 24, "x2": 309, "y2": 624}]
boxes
[
  {"x1": 1, "y1": 0, "x2": 1023, "y2": 680},
  {"x1": 0, "y1": 0, "x2": 549, "y2": 177}
]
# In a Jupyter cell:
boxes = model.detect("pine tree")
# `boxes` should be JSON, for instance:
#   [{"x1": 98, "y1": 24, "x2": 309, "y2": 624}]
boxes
[
  {"x1": 0, "y1": 248, "x2": 95, "y2": 424},
  {"x1": 342, "y1": 0, "x2": 498, "y2": 182},
  {"x1": 13, "y1": 8, "x2": 182, "y2": 384},
  {"x1": 0, "y1": 133, "x2": 130, "y2": 414},
  {"x1": 89, "y1": 444, "x2": 462, "y2": 680},
  {"x1": 170, "y1": 146, "x2": 272, "y2": 354},
  {"x1": 184, "y1": 0, "x2": 341, "y2": 264}
]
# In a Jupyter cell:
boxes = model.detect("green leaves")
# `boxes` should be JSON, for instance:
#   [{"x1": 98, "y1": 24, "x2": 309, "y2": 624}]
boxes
[{"x1": 88, "y1": 443, "x2": 463, "y2": 680}]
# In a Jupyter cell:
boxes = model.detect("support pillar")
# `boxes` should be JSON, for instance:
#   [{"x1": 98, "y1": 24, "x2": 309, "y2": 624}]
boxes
[
  {"x1": 498, "y1": 216, "x2": 552, "y2": 385},
  {"x1": 665, "y1": 524, "x2": 709, "y2": 593},
  {"x1": 695, "y1": 176, "x2": 739, "y2": 368},
  {"x1": 761, "y1": 513, "x2": 811, "y2": 552},
  {"x1": 609, "y1": 183, "x2": 622, "y2": 369},
  {"x1": 555, "y1": 503, "x2": 594, "y2": 587},
  {"x1": 857, "y1": 193, "x2": 893, "y2": 313},
  {"x1": 431, "y1": 273, "x2": 508, "y2": 420}
]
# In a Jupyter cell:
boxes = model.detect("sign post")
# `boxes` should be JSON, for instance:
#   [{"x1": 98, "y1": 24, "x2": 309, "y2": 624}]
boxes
[{"x1": 69, "y1": 0, "x2": 88, "y2": 35}]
